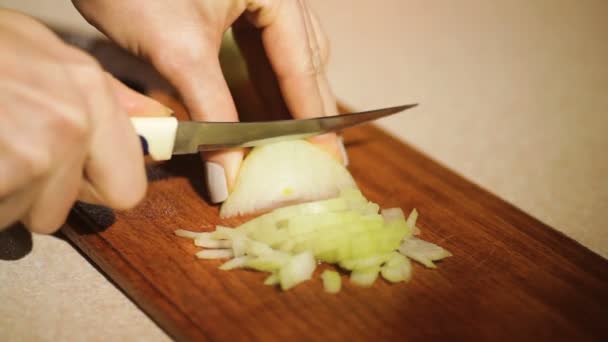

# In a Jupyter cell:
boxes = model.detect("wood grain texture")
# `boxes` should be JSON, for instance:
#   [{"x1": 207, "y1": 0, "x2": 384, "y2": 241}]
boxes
[
  {"x1": 62, "y1": 123, "x2": 608, "y2": 342},
  {"x1": 59, "y1": 35, "x2": 608, "y2": 342}
]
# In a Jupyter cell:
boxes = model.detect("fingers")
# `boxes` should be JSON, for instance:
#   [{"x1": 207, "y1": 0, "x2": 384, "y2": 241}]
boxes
[
  {"x1": 22, "y1": 155, "x2": 84, "y2": 233},
  {"x1": 0, "y1": 108, "x2": 83, "y2": 233},
  {"x1": 70, "y1": 0, "x2": 345, "y2": 205},
  {"x1": 0, "y1": 143, "x2": 45, "y2": 198},
  {"x1": 150, "y1": 38, "x2": 244, "y2": 203},
  {"x1": 68, "y1": 62, "x2": 147, "y2": 210},
  {"x1": 203, "y1": 149, "x2": 244, "y2": 203},
  {"x1": 0, "y1": 11, "x2": 149, "y2": 234},
  {"x1": 249, "y1": 0, "x2": 337, "y2": 118},
  {"x1": 0, "y1": 184, "x2": 40, "y2": 231},
  {"x1": 107, "y1": 73, "x2": 174, "y2": 117},
  {"x1": 231, "y1": 21, "x2": 291, "y2": 121},
  {"x1": 244, "y1": 0, "x2": 346, "y2": 163},
  {"x1": 74, "y1": 0, "x2": 245, "y2": 203}
]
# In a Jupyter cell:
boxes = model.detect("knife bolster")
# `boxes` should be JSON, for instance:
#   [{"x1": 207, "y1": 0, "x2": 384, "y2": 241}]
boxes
[{"x1": 130, "y1": 117, "x2": 178, "y2": 161}]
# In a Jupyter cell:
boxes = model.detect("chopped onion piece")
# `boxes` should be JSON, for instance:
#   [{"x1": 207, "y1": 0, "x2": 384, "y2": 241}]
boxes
[
  {"x1": 245, "y1": 252, "x2": 291, "y2": 272},
  {"x1": 264, "y1": 273, "x2": 279, "y2": 286},
  {"x1": 174, "y1": 229, "x2": 209, "y2": 240},
  {"x1": 321, "y1": 270, "x2": 341, "y2": 294},
  {"x1": 362, "y1": 202, "x2": 380, "y2": 215},
  {"x1": 381, "y1": 208, "x2": 405, "y2": 222},
  {"x1": 194, "y1": 236, "x2": 232, "y2": 249},
  {"x1": 279, "y1": 251, "x2": 316, "y2": 290},
  {"x1": 219, "y1": 256, "x2": 250, "y2": 270},
  {"x1": 211, "y1": 226, "x2": 245, "y2": 240},
  {"x1": 246, "y1": 240, "x2": 276, "y2": 257},
  {"x1": 404, "y1": 209, "x2": 423, "y2": 235},
  {"x1": 350, "y1": 267, "x2": 380, "y2": 287},
  {"x1": 406, "y1": 209, "x2": 418, "y2": 229},
  {"x1": 380, "y1": 252, "x2": 412, "y2": 283},
  {"x1": 339, "y1": 253, "x2": 393, "y2": 271},
  {"x1": 399, "y1": 238, "x2": 452, "y2": 268},
  {"x1": 195, "y1": 249, "x2": 234, "y2": 259},
  {"x1": 231, "y1": 235, "x2": 248, "y2": 257}
]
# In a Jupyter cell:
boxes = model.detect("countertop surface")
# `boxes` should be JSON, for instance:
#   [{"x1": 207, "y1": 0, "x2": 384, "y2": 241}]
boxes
[{"x1": 1, "y1": 0, "x2": 606, "y2": 341}]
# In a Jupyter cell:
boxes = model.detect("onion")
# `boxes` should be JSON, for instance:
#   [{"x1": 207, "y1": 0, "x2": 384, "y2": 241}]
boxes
[
  {"x1": 174, "y1": 141, "x2": 452, "y2": 292},
  {"x1": 264, "y1": 273, "x2": 279, "y2": 286},
  {"x1": 220, "y1": 140, "x2": 357, "y2": 218},
  {"x1": 380, "y1": 252, "x2": 412, "y2": 283},
  {"x1": 399, "y1": 238, "x2": 452, "y2": 268},
  {"x1": 219, "y1": 256, "x2": 250, "y2": 270},
  {"x1": 321, "y1": 270, "x2": 341, "y2": 294},
  {"x1": 381, "y1": 208, "x2": 405, "y2": 222},
  {"x1": 338, "y1": 253, "x2": 393, "y2": 271},
  {"x1": 350, "y1": 267, "x2": 380, "y2": 287},
  {"x1": 278, "y1": 251, "x2": 316, "y2": 290},
  {"x1": 194, "y1": 236, "x2": 232, "y2": 249},
  {"x1": 174, "y1": 229, "x2": 208, "y2": 239},
  {"x1": 195, "y1": 249, "x2": 234, "y2": 259},
  {"x1": 245, "y1": 251, "x2": 291, "y2": 272}
]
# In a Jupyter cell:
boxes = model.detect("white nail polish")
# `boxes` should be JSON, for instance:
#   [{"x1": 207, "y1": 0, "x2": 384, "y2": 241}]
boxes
[
  {"x1": 338, "y1": 136, "x2": 349, "y2": 166},
  {"x1": 205, "y1": 162, "x2": 229, "y2": 203}
]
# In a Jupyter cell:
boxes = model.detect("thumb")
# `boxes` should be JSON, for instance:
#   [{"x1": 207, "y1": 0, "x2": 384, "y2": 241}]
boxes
[{"x1": 106, "y1": 74, "x2": 173, "y2": 117}]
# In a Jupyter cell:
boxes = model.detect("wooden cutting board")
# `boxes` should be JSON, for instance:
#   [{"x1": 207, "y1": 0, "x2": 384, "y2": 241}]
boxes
[{"x1": 60, "y1": 36, "x2": 607, "y2": 342}]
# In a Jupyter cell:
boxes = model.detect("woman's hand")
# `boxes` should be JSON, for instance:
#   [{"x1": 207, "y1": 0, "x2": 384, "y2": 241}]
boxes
[
  {"x1": 0, "y1": 10, "x2": 170, "y2": 233},
  {"x1": 73, "y1": 0, "x2": 343, "y2": 203}
]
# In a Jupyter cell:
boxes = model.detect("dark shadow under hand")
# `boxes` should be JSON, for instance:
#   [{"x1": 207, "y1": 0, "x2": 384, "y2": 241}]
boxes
[{"x1": 0, "y1": 223, "x2": 33, "y2": 260}]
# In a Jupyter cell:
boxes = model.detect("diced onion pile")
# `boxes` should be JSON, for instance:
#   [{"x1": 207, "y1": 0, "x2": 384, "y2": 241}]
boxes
[{"x1": 175, "y1": 188, "x2": 451, "y2": 292}]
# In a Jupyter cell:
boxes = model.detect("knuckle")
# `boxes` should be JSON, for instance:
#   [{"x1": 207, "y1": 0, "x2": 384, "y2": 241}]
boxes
[
  {"x1": 18, "y1": 146, "x2": 52, "y2": 180},
  {"x1": 66, "y1": 57, "x2": 105, "y2": 88},
  {"x1": 293, "y1": 54, "x2": 325, "y2": 78},
  {"x1": 48, "y1": 108, "x2": 90, "y2": 143},
  {"x1": 309, "y1": 46, "x2": 325, "y2": 75},
  {"x1": 62, "y1": 49, "x2": 106, "y2": 94},
  {"x1": 151, "y1": 35, "x2": 206, "y2": 74},
  {"x1": 319, "y1": 34, "x2": 331, "y2": 64},
  {"x1": 284, "y1": 45, "x2": 329, "y2": 79},
  {"x1": 308, "y1": 39, "x2": 330, "y2": 76},
  {"x1": 60, "y1": 56, "x2": 105, "y2": 138}
]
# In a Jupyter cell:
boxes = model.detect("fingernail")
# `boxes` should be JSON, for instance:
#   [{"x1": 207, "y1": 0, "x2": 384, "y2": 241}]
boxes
[
  {"x1": 204, "y1": 162, "x2": 229, "y2": 203},
  {"x1": 338, "y1": 136, "x2": 349, "y2": 166}
]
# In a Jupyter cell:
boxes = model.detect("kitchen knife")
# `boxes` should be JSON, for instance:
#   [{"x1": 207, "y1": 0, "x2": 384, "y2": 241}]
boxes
[{"x1": 131, "y1": 104, "x2": 417, "y2": 161}]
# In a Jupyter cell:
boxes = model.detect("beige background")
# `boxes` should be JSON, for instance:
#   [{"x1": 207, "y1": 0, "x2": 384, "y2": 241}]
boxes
[{"x1": 1, "y1": 0, "x2": 606, "y2": 340}]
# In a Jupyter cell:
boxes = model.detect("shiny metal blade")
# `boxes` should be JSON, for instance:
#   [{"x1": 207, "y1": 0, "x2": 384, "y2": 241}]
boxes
[{"x1": 172, "y1": 104, "x2": 417, "y2": 154}]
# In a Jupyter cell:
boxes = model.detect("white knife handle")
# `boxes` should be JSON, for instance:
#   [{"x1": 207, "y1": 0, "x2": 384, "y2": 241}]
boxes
[{"x1": 130, "y1": 117, "x2": 178, "y2": 161}]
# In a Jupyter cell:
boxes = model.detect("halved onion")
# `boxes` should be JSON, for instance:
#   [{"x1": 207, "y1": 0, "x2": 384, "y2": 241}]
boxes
[{"x1": 220, "y1": 140, "x2": 357, "y2": 218}]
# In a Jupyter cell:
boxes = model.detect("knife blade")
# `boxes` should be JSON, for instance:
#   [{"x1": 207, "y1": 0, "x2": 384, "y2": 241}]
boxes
[{"x1": 131, "y1": 104, "x2": 417, "y2": 161}]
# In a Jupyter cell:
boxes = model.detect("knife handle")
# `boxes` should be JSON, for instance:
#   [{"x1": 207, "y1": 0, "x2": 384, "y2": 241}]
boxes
[{"x1": 130, "y1": 117, "x2": 178, "y2": 161}]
